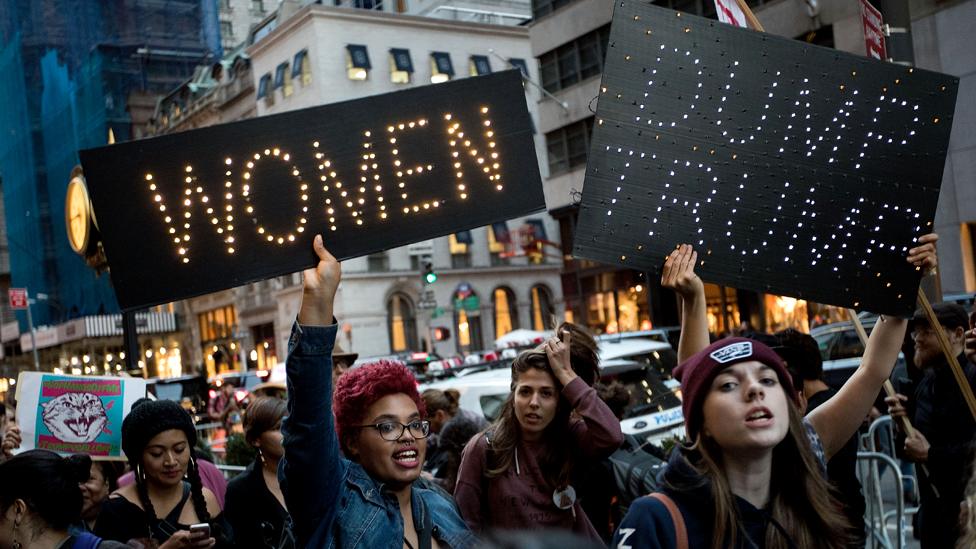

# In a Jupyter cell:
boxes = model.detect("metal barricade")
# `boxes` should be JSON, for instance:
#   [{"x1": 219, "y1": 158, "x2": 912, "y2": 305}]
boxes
[
  {"x1": 858, "y1": 415, "x2": 920, "y2": 549},
  {"x1": 215, "y1": 464, "x2": 247, "y2": 480}
]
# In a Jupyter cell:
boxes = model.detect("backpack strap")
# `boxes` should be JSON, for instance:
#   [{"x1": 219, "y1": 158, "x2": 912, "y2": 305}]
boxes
[{"x1": 648, "y1": 493, "x2": 688, "y2": 549}]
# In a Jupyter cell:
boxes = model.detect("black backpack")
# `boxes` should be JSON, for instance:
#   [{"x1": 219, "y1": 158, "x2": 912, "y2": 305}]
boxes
[{"x1": 607, "y1": 434, "x2": 667, "y2": 509}]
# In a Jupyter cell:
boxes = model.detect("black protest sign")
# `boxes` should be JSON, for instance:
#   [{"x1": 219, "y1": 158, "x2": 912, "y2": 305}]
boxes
[
  {"x1": 574, "y1": 2, "x2": 957, "y2": 315},
  {"x1": 80, "y1": 71, "x2": 543, "y2": 311}
]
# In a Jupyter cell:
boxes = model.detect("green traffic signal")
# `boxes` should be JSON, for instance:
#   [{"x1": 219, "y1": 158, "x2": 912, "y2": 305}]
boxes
[{"x1": 423, "y1": 262, "x2": 437, "y2": 284}]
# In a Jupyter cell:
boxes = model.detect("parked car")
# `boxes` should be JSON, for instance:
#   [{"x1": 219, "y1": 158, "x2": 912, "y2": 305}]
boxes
[
  {"x1": 597, "y1": 327, "x2": 682, "y2": 351},
  {"x1": 810, "y1": 315, "x2": 906, "y2": 389},
  {"x1": 420, "y1": 337, "x2": 685, "y2": 448}
]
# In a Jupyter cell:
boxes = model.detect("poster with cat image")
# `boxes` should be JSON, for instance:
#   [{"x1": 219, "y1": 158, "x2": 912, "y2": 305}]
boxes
[{"x1": 15, "y1": 373, "x2": 148, "y2": 458}]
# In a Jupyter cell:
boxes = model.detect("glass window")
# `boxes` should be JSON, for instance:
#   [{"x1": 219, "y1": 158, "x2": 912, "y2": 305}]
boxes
[
  {"x1": 274, "y1": 62, "x2": 293, "y2": 96},
  {"x1": 531, "y1": 285, "x2": 554, "y2": 331},
  {"x1": 368, "y1": 253, "x2": 390, "y2": 271},
  {"x1": 388, "y1": 293, "x2": 417, "y2": 352},
  {"x1": 470, "y1": 55, "x2": 492, "y2": 76},
  {"x1": 540, "y1": 52, "x2": 559, "y2": 93},
  {"x1": 256, "y1": 73, "x2": 271, "y2": 99},
  {"x1": 220, "y1": 21, "x2": 233, "y2": 43},
  {"x1": 390, "y1": 48, "x2": 413, "y2": 84},
  {"x1": 537, "y1": 25, "x2": 610, "y2": 93},
  {"x1": 292, "y1": 49, "x2": 311, "y2": 85},
  {"x1": 508, "y1": 58, "x2": 529, "y2": 77},
  {"x1": 556, "y1": 43, "x2": 578, "y2": 89},
  {"x1": 430, "y1": 52, "x2": 454, "y2": 83},
  {"x1": 346, "y1": 44, "x2": 371, "y2": 80},
  {"x1": 545, "y1": 117, "x2": 593, "y2": 175},
  {"x1": 493, "y1": 287, "x2": 518, "y2": 338}
]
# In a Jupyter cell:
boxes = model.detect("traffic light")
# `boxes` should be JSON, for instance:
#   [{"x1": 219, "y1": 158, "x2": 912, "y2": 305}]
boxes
[
  {"x1": 423, "y1": 262, "x2": 438, "y2": 284},
  {"x1": 433, "y1": 327, "x2": 451, "y2": 341}
]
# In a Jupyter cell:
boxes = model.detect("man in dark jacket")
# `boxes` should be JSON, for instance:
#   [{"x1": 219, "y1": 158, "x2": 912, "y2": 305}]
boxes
[{"x1": 887, "y1": 302, "x2": 976, "y2": 548}]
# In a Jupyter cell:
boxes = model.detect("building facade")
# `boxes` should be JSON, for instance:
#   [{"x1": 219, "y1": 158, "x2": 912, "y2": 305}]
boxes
[
  {"x1": 247, "y1": 4, "x2": 563, "y2": 362},
  {"x1": 528, "y1": 0, "x2": 976, "y2": 335},
  {"x1": 147, "y1": 3, "x2": 562, "y2": 376},
  {"x1": 0, "y1": 0, "x2": 222, "y2": 388}
]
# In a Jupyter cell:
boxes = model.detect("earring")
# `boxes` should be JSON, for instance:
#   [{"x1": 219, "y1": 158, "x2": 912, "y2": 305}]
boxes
[
  {"x1": 136, "y1": 464, "x2": 145, "y2": 481},
  {"x1": 12, "y1": 517, "x2": 22, "y2": 549},
  {"x1": 258, "y1": 448, "x2": 265, "y2": 463}
]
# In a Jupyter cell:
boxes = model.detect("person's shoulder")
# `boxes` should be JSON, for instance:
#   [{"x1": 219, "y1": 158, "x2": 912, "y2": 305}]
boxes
[
  {"x1": 462, "y1": 429, "x2": 489, "y2": 452},
  {"x1": 613, "y1": 495, "x2": 680, "y2": 549},
  {"x1": 107, "y1": 485, "x2": 141, "y2": 508},
  {"x1": 203, "y1": 486, "x2": 222, "y2": 516}
]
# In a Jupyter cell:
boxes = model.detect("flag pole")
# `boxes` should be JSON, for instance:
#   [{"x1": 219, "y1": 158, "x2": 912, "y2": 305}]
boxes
[{"x1": 733, "y1": 0, "x2": 765, "y2": 31}]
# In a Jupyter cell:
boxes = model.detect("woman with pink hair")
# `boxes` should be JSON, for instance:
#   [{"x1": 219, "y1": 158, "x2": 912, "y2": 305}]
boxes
[{"x1": 279, "y1": 235, "x2": 476, "y2": 548}]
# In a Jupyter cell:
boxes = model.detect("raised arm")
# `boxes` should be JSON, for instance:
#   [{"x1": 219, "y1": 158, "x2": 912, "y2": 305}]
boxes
[
  {"x1": 279, "y1": 235, "x2": 344, "y2": 546},
  {"x1": 808, "y1": 233, "x2": 938, "y2": 459},
  {"x1": 662, "y1": 244, "x2": 709, "y2": 362}
]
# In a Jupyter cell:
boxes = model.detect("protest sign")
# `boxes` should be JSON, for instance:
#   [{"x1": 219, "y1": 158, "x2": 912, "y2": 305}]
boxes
[
  {"x1": 80, "y1": 70, "x2": 543, "y2": 311},
  {"x1": 574, "y1": 2, "x2": 958, "y2": 315},
  {"x1": 15, "y1": 373, "x2": 148, "y2": 458}
]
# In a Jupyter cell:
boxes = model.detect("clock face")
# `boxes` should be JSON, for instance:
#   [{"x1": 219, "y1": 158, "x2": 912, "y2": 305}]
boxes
[{"x1": 65, "y1": 176, "x2": 90, "y2": 253}]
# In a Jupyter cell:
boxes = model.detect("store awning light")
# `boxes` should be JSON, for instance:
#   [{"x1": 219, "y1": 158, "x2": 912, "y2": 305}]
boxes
[
  {"x1": 430, "y1": 52, "x2": 454, "y2": 83},
  {"x1": 346, "y1": 44, "x2": 371, "y2": 81}
]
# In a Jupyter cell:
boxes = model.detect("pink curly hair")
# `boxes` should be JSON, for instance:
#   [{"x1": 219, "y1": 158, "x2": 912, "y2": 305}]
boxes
[{"x1": 333, "y1": 359, "x2": 425, "y2": 455}]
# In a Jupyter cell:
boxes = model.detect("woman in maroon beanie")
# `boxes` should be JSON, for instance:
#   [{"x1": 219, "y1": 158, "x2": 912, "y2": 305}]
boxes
[{"x1": 612, "y1": 237, "x2": 937, "y2": 549}]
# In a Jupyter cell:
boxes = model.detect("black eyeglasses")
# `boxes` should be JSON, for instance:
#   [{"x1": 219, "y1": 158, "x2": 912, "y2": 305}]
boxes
[{"x1": 357, "y1": 419, "x2": 431, "y2": 441}]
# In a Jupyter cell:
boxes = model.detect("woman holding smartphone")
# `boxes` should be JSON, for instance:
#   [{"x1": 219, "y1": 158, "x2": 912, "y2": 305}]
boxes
[{"x1": 95, "y1": 399, "x2": 229, "y2": 548}]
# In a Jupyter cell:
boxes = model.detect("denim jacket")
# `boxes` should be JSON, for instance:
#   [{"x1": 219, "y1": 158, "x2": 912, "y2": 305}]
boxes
[{"x1": 279, "y1": 322, "x2": 478, "y2": 548}]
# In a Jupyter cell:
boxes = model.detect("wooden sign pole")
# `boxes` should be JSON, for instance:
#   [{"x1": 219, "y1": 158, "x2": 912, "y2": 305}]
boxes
[{"x1": 733, "y1": 0, "x2": 765, "y2": 31}]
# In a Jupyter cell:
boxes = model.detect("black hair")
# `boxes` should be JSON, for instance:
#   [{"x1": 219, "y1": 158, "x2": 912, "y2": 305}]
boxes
[
  {"x1": 0, "y1": 450, "x2": 91, "y2": 530},
  {"x1": 775, "y1": 328, "x2": 824, "y2": 382}
]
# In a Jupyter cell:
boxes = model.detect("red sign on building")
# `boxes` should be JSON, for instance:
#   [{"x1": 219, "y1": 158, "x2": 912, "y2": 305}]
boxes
[
  {"x1": 860, "y1": 0, "x2": 887, "y2": 60},
  {"x1": 8, "y1": 288, "x2": 28, "y2": 310}
]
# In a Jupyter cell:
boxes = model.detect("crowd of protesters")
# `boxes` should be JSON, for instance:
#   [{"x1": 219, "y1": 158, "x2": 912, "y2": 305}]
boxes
[{"x1": 4, "y1": 231, "x2": 976, "y2": 548}]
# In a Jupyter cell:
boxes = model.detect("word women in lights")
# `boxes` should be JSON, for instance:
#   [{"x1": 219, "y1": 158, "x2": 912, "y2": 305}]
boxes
[{"x1": 146, "y1": 107, "x2": 501, "y2": 263}]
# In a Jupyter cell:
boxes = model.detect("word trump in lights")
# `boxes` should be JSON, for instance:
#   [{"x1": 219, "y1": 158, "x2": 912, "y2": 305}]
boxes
[{"x1": 146, "y1": 107, "x2": 501, "y2": 263}]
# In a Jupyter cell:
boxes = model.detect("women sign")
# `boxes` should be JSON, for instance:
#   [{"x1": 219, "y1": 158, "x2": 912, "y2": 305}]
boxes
[
  {"x1": 15, "y1": 373, "x2": 147, "y2": 458},
  {"x1": 80, "y1": 70, "x2": 543, "y2": 311}
]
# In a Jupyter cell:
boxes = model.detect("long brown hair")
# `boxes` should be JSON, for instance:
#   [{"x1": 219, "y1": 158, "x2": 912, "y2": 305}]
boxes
[
  {"x1": 484, "y1": 350, "x2": 575, "y2": 489},
  {"x1": 672, "y1": 399, "x2": 852, "y2": 549}
]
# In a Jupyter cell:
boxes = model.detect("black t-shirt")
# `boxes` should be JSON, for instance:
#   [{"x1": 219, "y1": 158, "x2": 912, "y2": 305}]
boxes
[{"x1": 807, "y1": 388, "x2": 866, "y2": 540}]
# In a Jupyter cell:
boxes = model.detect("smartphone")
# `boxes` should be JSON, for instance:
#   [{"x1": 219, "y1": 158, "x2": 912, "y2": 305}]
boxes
[{"x1": 189, "y1": 523, "x2": 211, "y2": 539}]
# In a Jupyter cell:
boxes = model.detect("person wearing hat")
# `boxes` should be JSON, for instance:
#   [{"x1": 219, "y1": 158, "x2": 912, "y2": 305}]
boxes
[
  {"x1": 94, "y1": 399, "x2": 228, "y2": 548},
  {"x1": 885, "y1": 301, "x2": 976, "y2": 548},
  {"x1": 612, "y1": 238, "x2": 936, "y2": 549},
  {"x1": 331, "y1": 343, "x2": 358, "y2": 387}
]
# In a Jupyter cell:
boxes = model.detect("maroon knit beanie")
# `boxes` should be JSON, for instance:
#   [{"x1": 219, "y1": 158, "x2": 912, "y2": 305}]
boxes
[{"x1": 673, "y1": 337, "x2": 798, "y2": 440}]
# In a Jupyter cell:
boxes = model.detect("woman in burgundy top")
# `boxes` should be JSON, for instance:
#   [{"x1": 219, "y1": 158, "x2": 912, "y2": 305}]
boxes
[{"x1": 454, "y1": 330, "x2": 624, "y2": 542}]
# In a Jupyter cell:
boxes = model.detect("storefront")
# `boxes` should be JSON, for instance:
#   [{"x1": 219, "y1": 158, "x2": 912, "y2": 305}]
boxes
[{"x1": 13, "y1": 312, "x2": 183, "y2": 378}]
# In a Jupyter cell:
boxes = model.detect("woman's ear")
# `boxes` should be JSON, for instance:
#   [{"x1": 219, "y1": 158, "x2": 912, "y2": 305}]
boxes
[{"x1": 344, "y1": 434, "x2": 360, "y2": 460}]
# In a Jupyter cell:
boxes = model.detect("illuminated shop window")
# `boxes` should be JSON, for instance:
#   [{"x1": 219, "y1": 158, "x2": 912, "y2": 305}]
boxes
[
  {"x1": 388, "y1": 293, "x2": 417, "y2": 352},
  {"x1": 493, "y1": 286, "x2": 518, "y2": 338},
  {"x1": 346, "y1": 44, "x2": 371, "y2": 81},
  {"x1": 430, "y1": 52, "x2": 454, "y2": 83},
  {"x1": 530, "y1": 285, "x2": 554, "y2": 331},
  {"x1": 390, "y1": 48, "x2": 414, "y2": 84},
  {"x1": 470, "y1": 55, "x2": 491, "y2": 76}
]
